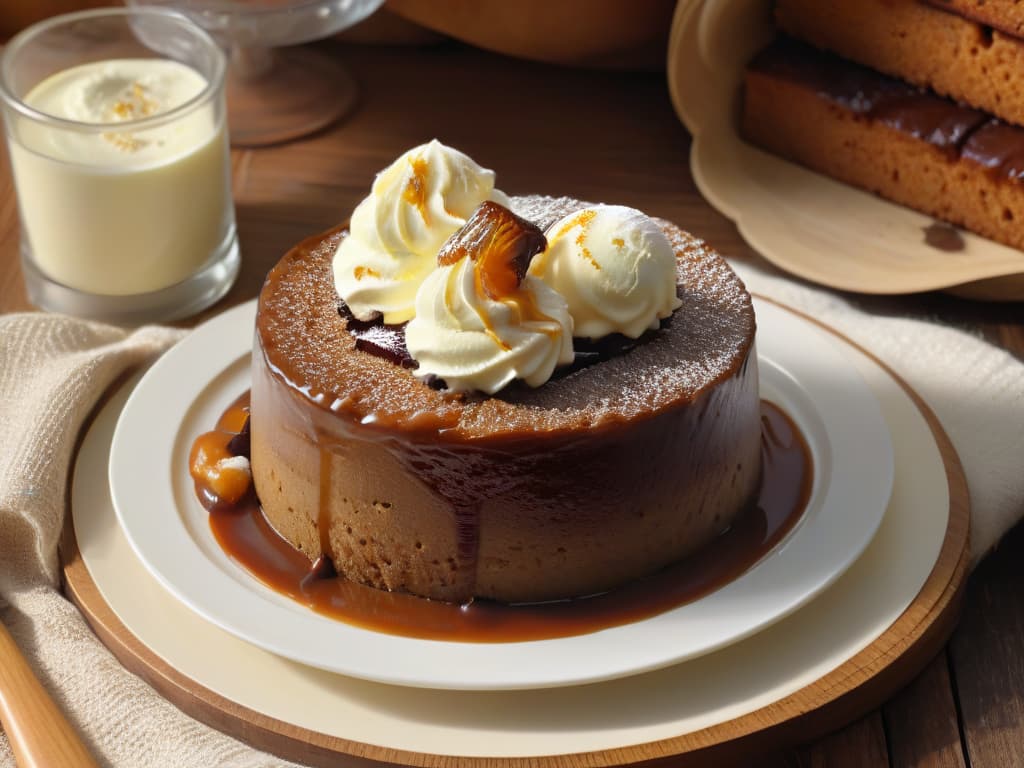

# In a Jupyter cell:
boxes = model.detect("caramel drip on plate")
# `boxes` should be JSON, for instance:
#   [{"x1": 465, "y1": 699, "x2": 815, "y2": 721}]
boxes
[
  {"x1": 189, "y1": 399, "x2": 251, "y2": 509},
  {"x1": 189, "y1": 431, "x2": 249, "y2": 507},
  {"x1": 923, "y1": 222, "x2": 966, "y2": 252},
  {"x1": 202, "y1": 397, "x2": 813, "y2": 642},
  {"x1": 316, "y1": 444, "x2": 333, "y2": 571}
]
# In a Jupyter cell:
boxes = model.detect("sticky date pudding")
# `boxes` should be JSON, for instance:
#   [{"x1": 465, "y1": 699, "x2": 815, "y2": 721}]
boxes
[
  {"x1": 246, "y1": 193, "x2": 761, "y2": 604},
  {"x1": 189, "y1": 141, "x2": 764, "y2": 608}
]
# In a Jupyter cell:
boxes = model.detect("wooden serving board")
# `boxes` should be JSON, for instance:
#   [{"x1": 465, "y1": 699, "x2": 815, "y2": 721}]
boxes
[{"x1": 60, "y1": 301, "x2": 970, "y2": 767}]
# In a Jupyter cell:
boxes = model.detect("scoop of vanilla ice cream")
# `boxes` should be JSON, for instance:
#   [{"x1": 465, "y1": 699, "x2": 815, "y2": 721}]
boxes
[
  {"x1": 406, "y1": 256, "x2": 574, "y2": 394},
  {"x1": 333, "y1": 140, "x2": 509, "y2": 324},
  {"x1": 529, "y1": 205, "x2": 682, "y2": 339}
]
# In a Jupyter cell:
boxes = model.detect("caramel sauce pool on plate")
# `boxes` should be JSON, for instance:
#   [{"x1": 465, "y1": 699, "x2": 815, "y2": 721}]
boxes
[{"x1": 192, "y1": 392, "x2": 813, "y2": 643}]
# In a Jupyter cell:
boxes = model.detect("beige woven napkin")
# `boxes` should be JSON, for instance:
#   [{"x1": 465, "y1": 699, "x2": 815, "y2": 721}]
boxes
[
  {"x1": 0, "y1": 270, "x2": 1021, "y2": 766},
  {"x1": 0, "y1": 313, "x2": 302, "y2": 768},
  {"x1": 732, "y1": 259, "x2": 1024, "y2": 566}
]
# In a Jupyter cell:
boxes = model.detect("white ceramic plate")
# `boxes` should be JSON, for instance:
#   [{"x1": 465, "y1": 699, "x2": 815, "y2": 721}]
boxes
[
  {"x1": 667, "y1": 0, "x2": 1024, "y2": 300},
  {"x1": 108, "y1": 298, "x2": 892, "y2": 691}
]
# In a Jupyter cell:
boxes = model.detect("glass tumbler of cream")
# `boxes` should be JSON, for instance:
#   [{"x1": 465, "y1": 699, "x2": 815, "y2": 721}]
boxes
[{"x1": 0, "y1": 7, "x2": 239, "y2": 324}]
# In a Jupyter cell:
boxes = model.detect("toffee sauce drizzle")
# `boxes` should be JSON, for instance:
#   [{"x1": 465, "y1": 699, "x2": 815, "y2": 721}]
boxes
[
  {"x1": 751, "y1": 36, "x2": 1024, "y2": 178},
  {"x1": 196, "y1": 392, "x2": 813, "y2": 643}
]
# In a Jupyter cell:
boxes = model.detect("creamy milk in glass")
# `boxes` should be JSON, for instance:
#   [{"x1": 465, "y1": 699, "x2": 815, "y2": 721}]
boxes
[{"x1": 9, "y1": 58, "x2": 232, "y2": 296}]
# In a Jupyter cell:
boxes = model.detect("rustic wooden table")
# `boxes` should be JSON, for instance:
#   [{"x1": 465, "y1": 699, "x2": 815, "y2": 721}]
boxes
[{"x1": 1, "y1": 39, "x2": 1022, "y2": 767}]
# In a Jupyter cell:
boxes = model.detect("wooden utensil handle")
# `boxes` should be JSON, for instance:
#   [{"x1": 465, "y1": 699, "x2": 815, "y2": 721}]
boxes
[{"x1": 0, "y1": 621, "x2": 100, "y2": 768}]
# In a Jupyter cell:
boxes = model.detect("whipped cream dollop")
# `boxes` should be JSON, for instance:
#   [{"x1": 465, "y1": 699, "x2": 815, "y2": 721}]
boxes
[
  {"x1": 405, "y1": 202, "x2": 574, "y2": 394},
  {"x1": 529, "y1": 204, "x2": 682, "y2": 339},
  {"x1": 333, "y1": 140, "x2": 510, "y2": 324}
]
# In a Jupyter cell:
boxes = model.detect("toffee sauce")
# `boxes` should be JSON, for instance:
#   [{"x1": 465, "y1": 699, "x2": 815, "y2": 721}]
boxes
[
  {"x1": 923, "y1": 222, "x2": 967, "y2": 252},
  {"x1": 196, "y1": 392, "x2": 813, "y2": 643},
  {"x1": 751, "y1": 37, "x2": 1024, "y2": 178}
]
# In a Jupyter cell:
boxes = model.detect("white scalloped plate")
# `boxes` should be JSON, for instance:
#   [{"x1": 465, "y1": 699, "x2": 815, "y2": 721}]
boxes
[{"x1": 668, "y1": 0, "x2": 1024, "y2": 300}]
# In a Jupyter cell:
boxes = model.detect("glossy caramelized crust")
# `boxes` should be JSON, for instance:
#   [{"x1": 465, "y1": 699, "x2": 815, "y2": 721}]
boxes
[
  {"x1": 743, "y1": 38, "x2": 1024, "y2": 250},
  {"x1": 250, "y1": 196, "x2": 760, "y2": 603}
]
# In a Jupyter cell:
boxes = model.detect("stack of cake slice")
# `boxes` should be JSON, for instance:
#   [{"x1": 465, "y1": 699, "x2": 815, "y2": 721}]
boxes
[{"x1": 742, "y1": 0, "x2": 1024, "y2": 250}]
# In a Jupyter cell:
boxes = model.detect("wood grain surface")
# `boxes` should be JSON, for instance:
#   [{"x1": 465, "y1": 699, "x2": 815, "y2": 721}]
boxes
[
  {"x1": 0, "y1": 36, "x2": 1022, "y2": 767},
  {"x1": 0, "y1": 622, "x2": 100, "y2": 768}
]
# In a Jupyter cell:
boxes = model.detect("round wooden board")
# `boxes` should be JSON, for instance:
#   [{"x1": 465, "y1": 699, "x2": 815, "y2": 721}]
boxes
[{"x1": 60, "y1": 298, "x2": 970, "y2": 767}]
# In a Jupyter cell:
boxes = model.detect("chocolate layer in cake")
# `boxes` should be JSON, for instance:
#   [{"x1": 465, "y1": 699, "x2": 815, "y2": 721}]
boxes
[
  {"x1": 743, "y1": 37, "x2": 1024, "y2": 249},
  {"x1": 251, "y1": 196, "x2": 760, "y2": 604}
]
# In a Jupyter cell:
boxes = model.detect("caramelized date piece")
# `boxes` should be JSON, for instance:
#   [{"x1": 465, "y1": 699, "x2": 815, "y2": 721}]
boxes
[
  {"x1": 437, "y1": 201, "x2": 547, "y2": 299},
  {"x1": 190, "y1": 398, "x2": 253, "y2": 509},
  {"x1": 341, "y1": 202, "x2": 548, "y2": 375},
  {"x1": 190, "y1": 431, "x2": 251, "y2": 509}
]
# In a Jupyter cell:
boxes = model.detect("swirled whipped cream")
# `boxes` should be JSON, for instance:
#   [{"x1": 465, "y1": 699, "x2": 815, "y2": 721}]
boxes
[
  {"x1": 405, "y1": 202, "x2": 574, "y2": 394},
  {"x1": 333, "y1": 140, "x2": 510, "y2": 324},
  {"x1": 529, "y1": 204, "x2": 682, "y2": 339}
]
